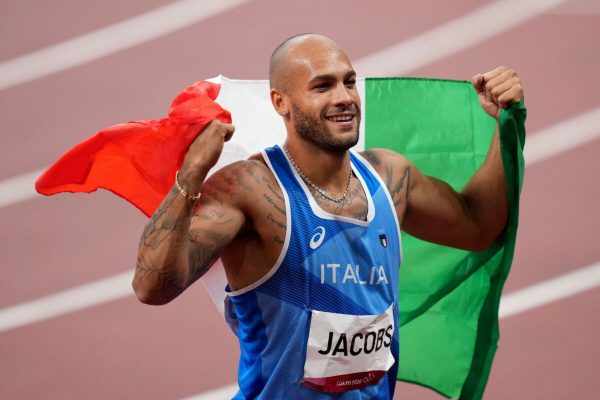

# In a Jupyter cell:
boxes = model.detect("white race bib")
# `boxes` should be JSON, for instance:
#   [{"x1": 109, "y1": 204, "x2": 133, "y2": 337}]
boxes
[{"x1": 303, "y1": 304, "x2": 395, "y2": 392}]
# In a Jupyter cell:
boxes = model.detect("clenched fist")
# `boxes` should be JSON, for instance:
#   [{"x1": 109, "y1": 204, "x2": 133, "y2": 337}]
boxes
[
  {"x1": 471, "y1": 67, "x2": 524, "y2": 119},
  {"x1": 179, "y1": 119, "x2": 235, "y2": 192}
]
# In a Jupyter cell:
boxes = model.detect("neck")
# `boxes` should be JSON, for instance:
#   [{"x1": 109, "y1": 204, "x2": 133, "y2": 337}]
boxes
[{"x1": 283, "y1": 139, "x2": 352, "y2": 196}]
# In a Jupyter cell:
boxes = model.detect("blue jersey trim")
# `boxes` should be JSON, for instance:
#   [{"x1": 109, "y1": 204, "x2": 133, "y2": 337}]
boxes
[{"x1": 351, "y1": 151, "x2": 402, "y2": 261}]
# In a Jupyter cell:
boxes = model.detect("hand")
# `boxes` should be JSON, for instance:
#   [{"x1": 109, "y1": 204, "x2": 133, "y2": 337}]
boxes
[
  {"x1": 180, "y1": 119, "x2": 235, "y2": 185},
  {"x1": 471, "y1": 67, "x2": 524, "y2": 119}
]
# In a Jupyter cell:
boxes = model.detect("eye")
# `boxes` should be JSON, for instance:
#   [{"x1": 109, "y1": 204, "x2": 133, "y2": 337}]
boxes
[
  {"x1": 345, "y1": 79, "x2": 356, "y2": 88},
  {"x1": 313, "y1": 82, "x2": 331, "y2": 91}
]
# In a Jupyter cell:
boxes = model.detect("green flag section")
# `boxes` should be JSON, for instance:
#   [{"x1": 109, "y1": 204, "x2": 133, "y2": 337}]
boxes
[{"x1": 364, "y1": 77, "x2": 526, "y2": 399}]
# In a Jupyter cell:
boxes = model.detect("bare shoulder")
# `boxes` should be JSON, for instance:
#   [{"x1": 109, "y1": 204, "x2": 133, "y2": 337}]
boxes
[
  {"x1": 359, "y1": 148, "x2": 409, "y2": 169},
  {"x1": 201, "y1": 155, "x2": 274, "y2": 205},
  {"x1": 359, "y1": 148, "x2": 413, "y2": 211},
  {"x1": 198, "y1": 153, "x2": 284, "y2": 232}
]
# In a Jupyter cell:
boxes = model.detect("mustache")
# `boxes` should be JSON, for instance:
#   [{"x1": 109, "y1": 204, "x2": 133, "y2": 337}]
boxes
[{"x1": 324, "y1": 104, "x2": 360, "y2": 117}]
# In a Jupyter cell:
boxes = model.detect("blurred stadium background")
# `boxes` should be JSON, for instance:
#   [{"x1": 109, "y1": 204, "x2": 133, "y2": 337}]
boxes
[{"x1": 1, "y1": 1, "x2": 599, "y2": 398}]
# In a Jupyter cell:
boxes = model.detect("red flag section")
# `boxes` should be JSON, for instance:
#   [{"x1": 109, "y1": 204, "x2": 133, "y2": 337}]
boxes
[{"x1": 35, "y1": 80, "x2": 231, "y2": 217}]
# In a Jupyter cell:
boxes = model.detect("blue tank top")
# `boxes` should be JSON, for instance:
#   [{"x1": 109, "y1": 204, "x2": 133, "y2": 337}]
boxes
[{"x1": 225, "y1": 145, "x2": 401, "y2": 399}]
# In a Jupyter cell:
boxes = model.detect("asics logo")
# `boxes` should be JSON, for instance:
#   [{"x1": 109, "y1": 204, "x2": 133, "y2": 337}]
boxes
[{"x1": 310, "y1": 226, "x2": 326, "y2": 250}]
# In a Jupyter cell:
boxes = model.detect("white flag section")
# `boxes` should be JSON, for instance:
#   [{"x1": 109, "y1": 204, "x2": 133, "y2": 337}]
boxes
[
  {"x1": 200, "y1": 76, "x2": 366, "y2": 315},
  {"x1": 303, "y1": 304, "x2": 395, "y2": 392}
]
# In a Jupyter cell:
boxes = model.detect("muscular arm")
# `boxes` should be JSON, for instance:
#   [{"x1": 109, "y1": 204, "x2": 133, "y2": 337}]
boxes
[
  {"x1": 132, "y1": 120, "x2": 242, "y2": 305},
  {"x1": 403, "y1": 128, "x2": 507, "y2": 251},
  {"x1": 365, "y1": 67, "x2": 523, "y2": 252},
  {"x1": 133, "y1": 176, "x2": 245, "y2": 305},
  {"x1": 364, "y1": 127, "x2": 505, "y2": 252}
]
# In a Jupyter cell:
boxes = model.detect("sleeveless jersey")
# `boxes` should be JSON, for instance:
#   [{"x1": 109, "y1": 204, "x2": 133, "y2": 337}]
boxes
[{"x1": 225, "y1": 145, "x2": 402, "y2": 399}]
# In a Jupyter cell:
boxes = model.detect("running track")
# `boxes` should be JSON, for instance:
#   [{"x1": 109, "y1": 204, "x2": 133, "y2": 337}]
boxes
[{"x1": 1, "y1": 1, "x2": 599, "y2": 398}]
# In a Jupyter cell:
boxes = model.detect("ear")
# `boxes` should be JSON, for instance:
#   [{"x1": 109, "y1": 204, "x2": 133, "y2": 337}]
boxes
[{"x1": 270, "y1": 88, "x2": 289, "y2": 117}]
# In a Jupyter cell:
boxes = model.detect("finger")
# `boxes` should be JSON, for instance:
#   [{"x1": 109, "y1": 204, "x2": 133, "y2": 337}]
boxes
[
  {"x1": 486, "y1": 67, "x2": 517, "y2": 89},
  {"x1": 489, "y1": 78, "x2": 514, "y2": 103},
  {"x1": 222, "y1": 123, "x2": 235, "y2": 142},
  {"x1": 487, "y1": 70, "x2": 522, "y2": 107},
  {"x1": 206, "y1": 118, "x2": 222, "y2": 129},
  {"x1": 470, "y1": 73, "x2": 485, "y2": 94},
  {"x1": 482, "y1": 67, "x2": 508, "y2": 104},
  {"x1": 484, "y1": 77, "x2": 495, "y2": 105},
  {"x1": 482, "y1": 66, "x2": 506, "y2": 83},
  {"x1": 497, "y1": 85, "x2": 524, "y2": 108}
]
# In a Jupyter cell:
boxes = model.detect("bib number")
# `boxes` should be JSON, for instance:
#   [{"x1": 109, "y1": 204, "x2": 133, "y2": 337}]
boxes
[{"x1": 302, "y1": 304, "x2": 395, "y2": 392}]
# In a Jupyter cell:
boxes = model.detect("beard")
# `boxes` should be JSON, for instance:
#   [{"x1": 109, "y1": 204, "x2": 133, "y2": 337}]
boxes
[{"x1": 291, "y1": 103, "x2": 360, "y2": 153}]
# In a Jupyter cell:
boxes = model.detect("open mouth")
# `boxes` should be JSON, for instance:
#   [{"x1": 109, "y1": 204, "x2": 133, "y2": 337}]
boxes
[{"x1": 326, "y1": 114, "x2": 356, "y2": 125}]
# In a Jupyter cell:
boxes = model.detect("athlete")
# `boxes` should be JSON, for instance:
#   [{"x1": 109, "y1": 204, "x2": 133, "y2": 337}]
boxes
[{"x1": 133, "y1": 34, "x2": 523, "y2": 399}]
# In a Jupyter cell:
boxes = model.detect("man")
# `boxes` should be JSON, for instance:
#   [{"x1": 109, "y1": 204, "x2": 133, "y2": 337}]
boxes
[{"x1": 133, "y1": 34, "x2": 523, "y2": 399}]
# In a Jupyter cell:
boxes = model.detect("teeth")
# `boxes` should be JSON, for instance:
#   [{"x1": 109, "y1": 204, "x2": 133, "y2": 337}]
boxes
[{"x1": 329, "y1": 115, "x2": 353, "y2": 122}]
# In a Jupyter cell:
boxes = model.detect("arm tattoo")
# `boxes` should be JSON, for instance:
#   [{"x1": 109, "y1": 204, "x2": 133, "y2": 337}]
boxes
[
  {"x1": 140, "y1": 188, "x2": 182, "y2": 249},
  {"x1": 134, "y1": 185, "x2": 196, "y2": 301},
  {"x1": 187, "y1": 227, "x2": 232, "y2": 283},
  {"x1": 135, "y1": 161, "x2": 259, "y2": 302},
  {"x1": 266, "y1": 212, "x2": 286, "y2": 229},
  {"x1": 260, "y1": 175, "x2": 287, "y2": 242},
  {"x1": 135, "y1": 252, "x2": 186, "y2": 302},
  {"x1": 363, "y1": 149, "x2": 410, "y2": 213},
  {"x1": 263, "y1": 192, "x2": 285, "y2": 215},
  {"x1": 390, "y1": 167, "x2": 411, "y2": 208},
  {"x1": 362, "y1": 150, "x2": 382, "y2": 167}
]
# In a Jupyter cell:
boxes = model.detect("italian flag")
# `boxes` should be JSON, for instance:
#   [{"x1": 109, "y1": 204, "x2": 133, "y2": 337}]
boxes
[{"x1": 36, "y1": 76, "x2": 526, "y2": 399}]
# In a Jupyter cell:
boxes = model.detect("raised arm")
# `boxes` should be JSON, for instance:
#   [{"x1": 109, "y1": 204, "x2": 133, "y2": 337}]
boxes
[
  {"x1": 367, "y1": 67, "x2": 523, "y2": 251},
  {"x1": 402, "y1": 126, "x2": 507, "y2": 251},
  {"x1": 132, "y1": 120, "x2": 243, "y2": 305}
]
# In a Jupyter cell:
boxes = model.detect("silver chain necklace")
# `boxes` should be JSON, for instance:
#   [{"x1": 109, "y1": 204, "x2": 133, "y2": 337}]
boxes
[{"x1": 283, "y1": 145, "x2": 352, "y2": 203}]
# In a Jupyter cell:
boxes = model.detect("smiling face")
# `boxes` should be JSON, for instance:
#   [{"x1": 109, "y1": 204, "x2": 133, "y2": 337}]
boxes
[{"x1": 270, "y1": 35, "x2": 362, "y2": 153}]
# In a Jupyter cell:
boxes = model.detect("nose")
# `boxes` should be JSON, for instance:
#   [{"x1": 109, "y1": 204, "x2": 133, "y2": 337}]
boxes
[{"x1": 332, "y1": 82, "x2": 353, "y2": 108}]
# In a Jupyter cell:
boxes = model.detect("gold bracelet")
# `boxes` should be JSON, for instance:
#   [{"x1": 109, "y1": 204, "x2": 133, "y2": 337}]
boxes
[{"x1": 175, "y1": 170, "x2": 201, "y2": 201}]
